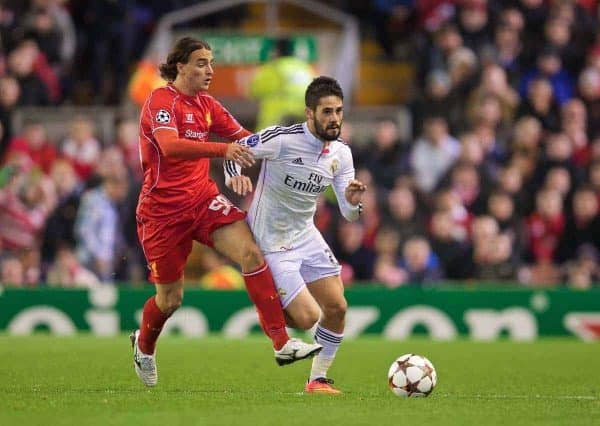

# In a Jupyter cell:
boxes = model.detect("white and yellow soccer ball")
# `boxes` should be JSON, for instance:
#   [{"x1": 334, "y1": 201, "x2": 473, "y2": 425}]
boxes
[{"x1": 387, "y1": 354, "x2": 437, "y2": 397}]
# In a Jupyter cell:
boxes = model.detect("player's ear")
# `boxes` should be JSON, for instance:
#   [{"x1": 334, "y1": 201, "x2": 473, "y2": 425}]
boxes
[{"x1": 305, "y1": 107, "x2": 313, "y2": 121}]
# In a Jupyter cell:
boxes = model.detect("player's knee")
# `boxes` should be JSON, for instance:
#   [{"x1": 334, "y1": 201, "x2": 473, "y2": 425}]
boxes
[
  {"x1": 323, "y1": 299, "x2": 347, "y2": 321},
  {"x1": 161, "y1": 290, "x2": 183, "y2": 314},
  {"x1": 241, "y1": 242, "x2": 264, "y2": 269},
  {"x1": 294, "y1": 308, "x2": 321, "y2": 330}
]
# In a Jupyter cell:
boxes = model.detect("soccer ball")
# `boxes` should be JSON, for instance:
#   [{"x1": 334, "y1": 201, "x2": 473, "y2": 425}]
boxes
[{"x1": 387, "y1": 354, "x2": 437, "y2": 397}]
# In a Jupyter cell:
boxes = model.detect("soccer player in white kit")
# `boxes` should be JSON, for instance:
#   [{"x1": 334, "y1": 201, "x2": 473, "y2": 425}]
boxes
[{"x1": 224, "y1": 76, "x2": 366, "y2": 394}]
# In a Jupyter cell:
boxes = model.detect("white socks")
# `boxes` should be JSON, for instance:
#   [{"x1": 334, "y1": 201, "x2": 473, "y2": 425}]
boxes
[{"x1": 310, "y1": 324, "x2": 343, "y2": 381}]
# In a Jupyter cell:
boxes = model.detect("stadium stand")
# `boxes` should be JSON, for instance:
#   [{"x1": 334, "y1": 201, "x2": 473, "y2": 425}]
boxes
[{"x1": 0, "y1": 0, "x2": 599, "y2": 290}]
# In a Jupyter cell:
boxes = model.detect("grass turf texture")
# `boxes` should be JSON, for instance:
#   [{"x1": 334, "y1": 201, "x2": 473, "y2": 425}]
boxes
[{"x1": 0, "y1": 335, "x2": 598, "y2": 426}]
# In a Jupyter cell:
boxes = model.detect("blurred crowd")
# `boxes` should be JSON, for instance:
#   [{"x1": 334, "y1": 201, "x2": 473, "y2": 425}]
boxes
[
  {"x1": 1, "y1": 0, "x2": 600, "y2": 289},
  {"x1": 320, "y1": 0, "x2": 600, "y2": 289}
]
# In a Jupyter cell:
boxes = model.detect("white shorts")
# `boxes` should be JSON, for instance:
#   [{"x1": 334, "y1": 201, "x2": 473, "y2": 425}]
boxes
[{"x1": 265, "y1": 232, "x2": 341, "y2": 309}]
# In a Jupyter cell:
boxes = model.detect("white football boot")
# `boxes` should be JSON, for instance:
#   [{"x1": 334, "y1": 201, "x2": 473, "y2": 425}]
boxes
[
  {"x1": 274, "y1": 338, "x2": 323, "y2": 366},
  {"x1": 130, "y1": 329, "x2": 158, "y2": 386}
]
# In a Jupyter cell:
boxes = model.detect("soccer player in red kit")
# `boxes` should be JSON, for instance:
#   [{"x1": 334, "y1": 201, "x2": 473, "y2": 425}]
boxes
[{"x1": 130, "y1": 37, "x2": 322, "y2": 387}]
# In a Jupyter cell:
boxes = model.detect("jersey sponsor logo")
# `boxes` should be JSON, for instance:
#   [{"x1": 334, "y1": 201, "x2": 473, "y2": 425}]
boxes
[
  {"x1": 184, "y1": 129, "x2": 209, "y2": 140},
  {"x1": 246, "y1": 134, "x2": 259, "y2": 147},
  {"x1": 292, "y1": 157, "x2": 304, "y2": 165},
  {"x1": 184, "y1": 113, "x2": 194, "y2": 123},
  {"x1": 155, "y1": 109, "x2": 171, "y2": 124},
  {"x1": 284, "y1": 174, "x2": 327, "y2": 193}
]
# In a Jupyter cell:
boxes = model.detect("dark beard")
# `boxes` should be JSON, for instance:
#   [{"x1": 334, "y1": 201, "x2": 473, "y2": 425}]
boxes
[{"x1": 314, "y1": 120, "x2": 341, "y2": 141}]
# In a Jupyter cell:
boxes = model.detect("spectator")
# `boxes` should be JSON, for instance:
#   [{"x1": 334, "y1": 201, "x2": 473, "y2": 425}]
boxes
[
  {"x1": 398, "y1": 236, "x2": 443, "y2": 285},
  {"x1": 41, "y1": 159, "x2": 82, "y2": 268},
  {"x1": 361, "y1": 120, "x2": 410, "y2": 190},
  {"x1": 0, "y1": 160, "x2": 55, "y2": 251},
  {"x1": 467, "y1": 63, "x2": 519, "y2": 126},
  {"x1": 0, "y1": 76, "x2": 20, "y2": 158},
  {"x1": 525, "y1": 188, "x2": 565, "y2": 263},
  {"x1": 60, "y1": 115, "x2": 101, "y2": 181},
  {"x1": 519, "y1": 46, "x2": 574, "y2": 106},
  {"x1": 556, "y1": 185, "x2": 600, "y2": 262},
  {"x1": 490, "y1": 21, "x2": 524, "y2": 87},
  {"x1": 577, "y1": 67, "x2": 600, "y2": 139},
  {"x1": 249, "y1": 37, "x2": 314, "y2": 130},
  {"x1": 5, "y1": 119, "x2": 57, "y2": 174},
  {"x1": 46, "y1": 245, "x2": 100, "y2": 288},
  {"x1": 444, "y1": 161, "x2": 486, "y2": 214},
  {"x1": 474, "y1": 232, "x2": 518, "y2": 281},
  {"x1": 411, "y1": 115, "x2": 460, "y2": 193},
  {"x1": 114, "y1": 119, "x2": 142, "y2": 181},
  {"x1": 383, "y1": 184, "x2": 427, "y2": 246},
  {"x1": 561, "y1": 98, "x2": 590, "y2": 167},
  {"x1": 428, "y1": 208, "x2": 469, "y2": 279},
  {"x1": 333, "y1": 221, "x2": 375, "y2": 285},
  {"x1": 7, "y1": 39, "x2": 50, "y2": 105},
  {"x1": 372, "y1": 226, "x2": 405, "y2": 288},
  {"x1": 455, "y1": 0, "x2": 493, "y2": 56},
  {"x1": 74, "y1": 173, "x2": 128, "y2": 282},
  {"x1": 410, "y1": 69, "x2": 462, "y2": 136},
  {"x1": 517, "y1": 77, "x2": 561, "y2": 132},
  {"x1": 0, "y1": 253, "x2": 24, "y2": 286}
]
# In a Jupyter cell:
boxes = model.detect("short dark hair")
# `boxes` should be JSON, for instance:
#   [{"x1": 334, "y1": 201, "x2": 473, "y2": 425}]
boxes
[
  {"x1": 305, "y1": 76, "x2": 343, "y2": 110},
  {"x1": 159, "y1": 37, "x2": 211, "y2": 81}
]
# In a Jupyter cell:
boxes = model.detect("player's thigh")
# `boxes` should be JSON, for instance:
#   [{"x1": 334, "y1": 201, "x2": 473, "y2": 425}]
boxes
[
  {"x1": 307, "y1": 275, "x2": 347, "y2": 317},
  {"x1": 211, "y1": 219, "x2": 262, "y2": 266}
]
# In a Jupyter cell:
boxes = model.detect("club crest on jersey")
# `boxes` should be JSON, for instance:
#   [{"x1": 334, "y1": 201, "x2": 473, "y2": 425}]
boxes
[
  {"x1": 184, "y1": 113, "x2": 194, "y2": 123},
  {"x1": 246, "y1": 134, "x2": 259, "y2": 147},
  {"x1": 330, "y1": 159, "x2": 339, "y2": 173},
  {"x1": 155, "y1": 109, "x2": 171, "y2": 124}
]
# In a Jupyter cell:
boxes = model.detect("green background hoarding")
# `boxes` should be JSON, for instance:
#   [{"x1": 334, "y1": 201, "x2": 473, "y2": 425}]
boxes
[
  {"x1": 1, "y1": 287, "x2": 599, "y2": 341},
  {"x1": 186, "y1": 33, "x2": 318, "y2": 64}
]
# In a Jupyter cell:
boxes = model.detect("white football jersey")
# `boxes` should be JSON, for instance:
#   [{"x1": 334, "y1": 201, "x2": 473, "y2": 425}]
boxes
[{"x1": 224, "y1": 122, "x2": 360, "y2": 253}]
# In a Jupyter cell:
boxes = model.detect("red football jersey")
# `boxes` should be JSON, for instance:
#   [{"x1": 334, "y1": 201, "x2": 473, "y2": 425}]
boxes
[{"x1": 137, "y1": 84, "x2": 244, "y2": 218}]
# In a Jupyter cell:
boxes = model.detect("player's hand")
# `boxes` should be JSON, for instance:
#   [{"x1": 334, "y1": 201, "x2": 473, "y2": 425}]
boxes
[
  {"x1": 226, "y1": 143, "x2": 255, "y2": 168},
  {"x1": 345, "y1": 179, "x2": 367, "y2": 206},
  {"x1": 229, "y1": 175, "x2": 253, "y2": 196}
]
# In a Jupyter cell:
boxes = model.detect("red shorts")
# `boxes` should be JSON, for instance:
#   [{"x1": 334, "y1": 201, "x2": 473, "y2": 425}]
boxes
[{"x1": 137, "y1": 194, "x2": 246, "y2": 283}]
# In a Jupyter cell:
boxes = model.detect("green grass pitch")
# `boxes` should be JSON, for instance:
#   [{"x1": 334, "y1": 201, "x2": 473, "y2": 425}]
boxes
[{"x1": 0, "y1": 335, "x2": 598, "y2": 426}]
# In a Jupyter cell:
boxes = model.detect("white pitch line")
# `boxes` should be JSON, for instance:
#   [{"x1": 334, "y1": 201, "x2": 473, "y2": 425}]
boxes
[{"x1": 438, "y1": 394, "x2": 599, "y2": 400}]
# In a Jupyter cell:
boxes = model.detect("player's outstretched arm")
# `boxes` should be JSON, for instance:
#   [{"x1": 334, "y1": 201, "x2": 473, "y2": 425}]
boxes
[{"x1": 154, "y1": 128, "x2": 255, "y2": 167}]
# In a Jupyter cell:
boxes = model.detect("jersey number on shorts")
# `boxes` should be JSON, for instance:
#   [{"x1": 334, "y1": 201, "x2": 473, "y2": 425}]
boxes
[{"x1": 208, "y1": 195, "x2": 234, "y2": 216}]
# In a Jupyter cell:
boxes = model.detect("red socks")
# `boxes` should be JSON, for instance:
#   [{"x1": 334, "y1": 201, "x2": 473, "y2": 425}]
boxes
[
  {"x1": 138, "y1": 296, "x2": 171, "y2": 355},
  {"x1": 242, "y1": 263, "x2": 289, "y2": 350}
]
